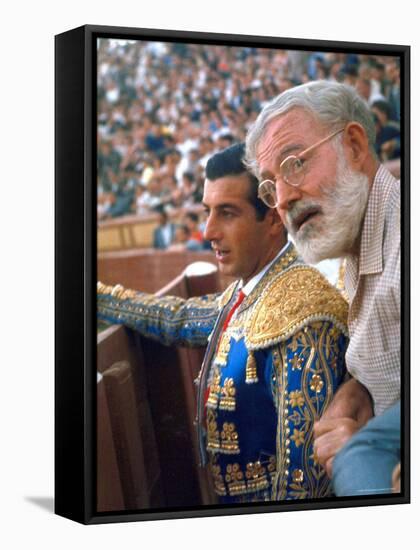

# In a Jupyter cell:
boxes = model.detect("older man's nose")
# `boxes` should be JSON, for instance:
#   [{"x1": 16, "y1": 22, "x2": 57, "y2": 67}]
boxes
[{"x1": 275, "y1": 179, "x2": 302, "y2": 211}]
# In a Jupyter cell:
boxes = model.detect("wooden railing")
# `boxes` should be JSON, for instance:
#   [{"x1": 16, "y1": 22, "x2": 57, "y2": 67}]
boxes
[
  {"x1": 98, "y1": 205, "x2": 204, "y2": 252},
  {"x1": 98, "y1": 248, "x2": 233, "y2": 294},
  {"x1": 97, "y1": 263, "x2": 221, "y2": 512}
]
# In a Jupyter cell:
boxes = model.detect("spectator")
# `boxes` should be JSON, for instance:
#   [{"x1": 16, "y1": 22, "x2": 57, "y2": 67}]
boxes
[
  {"x1": 167, "y1": 224, "x2": 191, "y2": 251},
  {"x1": 105, "y1": 176, "x2": 135, "y2": 218},
  {"x1": 355, "y1": 75, "x2": 386, "y2": 106},
  {"x1": 152, "y1": 209, "x2": 176, "y2": 249},
  {"x1": 386, "y1": 59, "x2": 401, "y2": 121},
  {"x1": 179, "y1": 172, "x2": 200, "y2": 206},
  {"x1": 96, "y1": 39, "x2": 400, "y2": 225},
  {"x1": 371, "y1": 100, "x2": 401, "y2": 161},
  {"x1": 160, "y1": 174, "x2": 184, "y2": 210},
  {"x1": 97, "y1": 141, "x2": 122, "y2": 192},
  {"x1": 183, "y1": 211, "x2": 204, "y2": 251},
  {"x1": 134, "y1": 184, "x2": 150, "y2": 216}
]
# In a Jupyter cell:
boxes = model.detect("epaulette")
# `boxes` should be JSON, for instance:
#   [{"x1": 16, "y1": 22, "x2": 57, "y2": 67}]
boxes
[
  {"x1": 245, "y1": 265, "x2": 348, "y2": 350},
  {"x1": 218, "y1": 280, "x2": 239, "y2": 309}
]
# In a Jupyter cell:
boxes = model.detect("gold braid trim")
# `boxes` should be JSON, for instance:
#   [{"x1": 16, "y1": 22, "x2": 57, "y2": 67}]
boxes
[
  {"x1": 97, "y1": 281, "x2": 138, "y2": 300},
  {"x1": 245, "y1": 351, "x2": 258, "y2": 384},
  {"x1": 245, "y1": 266, "x2": 348, "y2": 350},
  {"x1": 218, "y1": 281, "x2": 238, "y2": 309}
]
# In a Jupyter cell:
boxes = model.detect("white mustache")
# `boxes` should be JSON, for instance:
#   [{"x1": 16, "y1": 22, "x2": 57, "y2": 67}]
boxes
[{"x1": 286, "y1": 201, "x2": 323, "y2": 230}]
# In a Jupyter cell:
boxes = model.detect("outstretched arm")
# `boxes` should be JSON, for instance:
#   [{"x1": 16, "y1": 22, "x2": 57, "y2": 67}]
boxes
[{"x1": 97, "y1": 281, "x2": 219, "y2": 347}]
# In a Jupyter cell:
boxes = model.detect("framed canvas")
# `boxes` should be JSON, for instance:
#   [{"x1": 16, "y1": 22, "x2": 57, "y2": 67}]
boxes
[{"x1": 55, "y1": 24, "x2": 410, "y2": 524}]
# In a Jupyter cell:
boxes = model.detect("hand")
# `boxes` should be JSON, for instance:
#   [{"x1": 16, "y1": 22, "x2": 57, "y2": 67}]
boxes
[
  {"x1": 313, "y1": 379, "x2": 373, "y2": 477},
  {"x1": 322, "y1": 378, "x2": 373, "y2": 425},
  {"x1": 313, "y1": 417, "x2": 361, "y2": 478}
]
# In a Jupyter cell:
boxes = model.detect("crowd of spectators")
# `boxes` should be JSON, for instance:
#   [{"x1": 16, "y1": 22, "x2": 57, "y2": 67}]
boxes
[{"x1": 97, "y1": 38, "x2": 401, "y2": 249}]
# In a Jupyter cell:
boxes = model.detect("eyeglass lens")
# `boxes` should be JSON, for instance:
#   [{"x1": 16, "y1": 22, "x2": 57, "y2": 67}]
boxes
[
  {"x1": 258, "y1": 180, "x2": 278, "y2": 208},
  {"x1": 282, "y1": 156, "x2": 305, "y2": 185}
]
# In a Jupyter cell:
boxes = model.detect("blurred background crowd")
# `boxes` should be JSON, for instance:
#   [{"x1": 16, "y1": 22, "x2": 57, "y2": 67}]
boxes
[{"x1": 97, "y1": 38, "x2": 401, "y2": 251}]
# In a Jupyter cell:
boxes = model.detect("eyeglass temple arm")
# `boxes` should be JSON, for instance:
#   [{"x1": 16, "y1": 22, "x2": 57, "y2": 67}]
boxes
[{"x1": 296, "y1": 127, "x2": 345, "y2": 159}]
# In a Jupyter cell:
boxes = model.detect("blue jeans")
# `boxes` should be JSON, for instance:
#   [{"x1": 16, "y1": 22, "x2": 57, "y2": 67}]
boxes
[{"x1": 332, "y1": 400, "x2": 401, "y2": 496}]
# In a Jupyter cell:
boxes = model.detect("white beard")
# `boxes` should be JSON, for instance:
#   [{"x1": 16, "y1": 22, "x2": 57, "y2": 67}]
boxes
[{"x1": 286, "y1": 155, "x2": 370, "y2": 264}]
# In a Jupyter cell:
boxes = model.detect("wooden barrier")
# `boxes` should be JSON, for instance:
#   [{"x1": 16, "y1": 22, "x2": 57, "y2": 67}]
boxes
[
  {"x1": 98, "y1": 214, "x2": 157, "y2": 251},
  {"x1": 98, "y1": 248, "x2": 234, "y2": 294},
  {"x1": 98, "y1": 205, "x2": 205, "y2": 252},
  {"x1": 97, "y1": 325, "x2": 164, "y2": 512},
  {"x1": 97, "y1": 263, "x2": 221, "y2": 511}
]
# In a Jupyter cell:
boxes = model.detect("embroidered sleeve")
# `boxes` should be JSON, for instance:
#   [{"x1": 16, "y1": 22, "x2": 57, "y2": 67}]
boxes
[
  {"x1": 271, "y1": 320, "x2": 348, "y2": 500},
  {"x1": 97, "y1": 282, "x2": 219, "y2": 347}
]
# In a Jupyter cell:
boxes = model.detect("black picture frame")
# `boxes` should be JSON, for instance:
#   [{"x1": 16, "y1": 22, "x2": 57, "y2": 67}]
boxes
[{"x1": 55, "y1": 24, "x2": 410, "y2": 525}]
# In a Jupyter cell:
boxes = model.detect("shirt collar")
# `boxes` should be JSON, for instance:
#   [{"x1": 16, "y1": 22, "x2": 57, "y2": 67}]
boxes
[
  {"x1": 359, "y1": 164, "x2": 398, "y2": 276},
  {"x1": 240, "y1": 241, "x2": 291, "y2": 296}
]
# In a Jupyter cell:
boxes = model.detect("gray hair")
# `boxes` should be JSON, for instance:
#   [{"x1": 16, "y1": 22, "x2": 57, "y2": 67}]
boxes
[{"x1": 245, "y1": 80, "x2": 376, "y2": 179}]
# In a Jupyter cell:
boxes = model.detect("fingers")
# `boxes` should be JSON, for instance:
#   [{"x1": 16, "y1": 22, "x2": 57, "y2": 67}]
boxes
[
  {"x1": 320, "y1": 379, "x2": 373, "y2": 424},
  {"x1": 313, "y1": 418, "x2": 342, "y2": 438},
  {"x1": 313, "y1": 418, "x2": 360, "y2": 472},
  {"x1": 325, "y1": 457, "x2": 334, "y2": 479}
]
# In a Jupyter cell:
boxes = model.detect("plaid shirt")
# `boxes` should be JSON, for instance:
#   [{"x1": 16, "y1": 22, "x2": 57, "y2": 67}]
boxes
[{"x1": 344, "y1": 165, "x2": 400, "y2": 415}]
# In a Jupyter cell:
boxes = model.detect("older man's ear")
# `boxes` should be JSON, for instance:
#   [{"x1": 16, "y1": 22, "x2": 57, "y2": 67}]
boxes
[{"x1": 343, "y1": 122, "x2": 378, "y2": 179}]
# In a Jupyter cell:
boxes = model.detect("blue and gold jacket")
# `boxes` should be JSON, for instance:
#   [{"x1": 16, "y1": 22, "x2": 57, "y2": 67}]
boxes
[{"x1": 97, "y1": 243, "x2": 349, "y2": 503}]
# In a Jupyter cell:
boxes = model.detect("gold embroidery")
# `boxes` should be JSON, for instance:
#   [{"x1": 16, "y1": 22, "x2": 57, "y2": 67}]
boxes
[
  {"x1": 220, "y1": 422, "x2": 240, "y2": 454},
  {"x1": 219, "y1": 378, "x2": 236, "y2": 411},
  {"x1": 218, "y1": 281, "x2": 238, "y2": 309},
  {"x1": 291, "y1": 354, "x2": 304, "y2": 371},
  {"x1": 289, "y1": 390, "x2": 305, "y2": 408},
  {"x1": 289, "y1": 481, "x2": 308, "y2": 499},
  {"x1": 207, "y1": 369, "x2": 221, "y2": 409},
  {"x1": 246, "y1": 266, "x2": 348, "y2": 349},
  {"x1": 301, "y1": 324, "x2": 334, "y2": 419},
  {"x1": 292, "y1": 469, "x2": 304, "y2": 483},
  {"x1": 310, "y1": 449, "x2": 320, "y2": 466},
  {"x1": 210, "y1": 455, "x2": 226, "y2": 496},
  {"x1": 246, "y1": 461, "x2": 265, "y2": 479},
  {"x1": 273, "y1": 342, "x2": 289, "y2": 500},
  {"x1": 329, "y1": 326, "x2": 341, "y2": 340},
  {"x1": 310, "y1": 374, "x2": 324, "y2": 393},
  {"x1": 214, "y1": 332, "x2": 231, "y2": 367},
  {"x1": 206, "y1": 409, "x2": 220, "y2": 452},
  {"x1": 245, "y1": 461, "x2": 270, "y2": 492},
  {"x1": 222, "y1": 456, "x2": 277, "y2": 497},
  {"x1": 244, "y1": 248, "x2": 298, "y2": 306},
  {"x1": 225, "y1": 463, "x2": 246, "y2": 495},
  {"x1": 245, "y1": 350, "x2": 259, "y2": 384},
  {"x1": 98, "y1": 281, "x2": 138, "y2": 300},
  {"x1": 288, "y1": 410, "x2": 303, "y2": 426},
  {"x1": 290, "y1": 333, "x2": 301, "y2": 352},
  {"x1": 290, "y1": 428, "x2": 306, "y2": 448},
  {"x1": 267, "y1": 455, "x2": 276, "y2": 484}
]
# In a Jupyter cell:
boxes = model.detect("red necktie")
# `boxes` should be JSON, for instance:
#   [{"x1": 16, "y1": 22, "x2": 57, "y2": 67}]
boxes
[
  {"x1": 204, "y1": 289, "x2": 246, "y2": 410},
  {"x1": 221, "y1": 289, "x2": 246, "y2": 332}
]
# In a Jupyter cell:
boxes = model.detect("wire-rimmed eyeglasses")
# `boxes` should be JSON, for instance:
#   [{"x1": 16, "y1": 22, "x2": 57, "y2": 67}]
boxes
[{"x1": 257, "y1": 127, "x2": 345, "y2": 208}]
